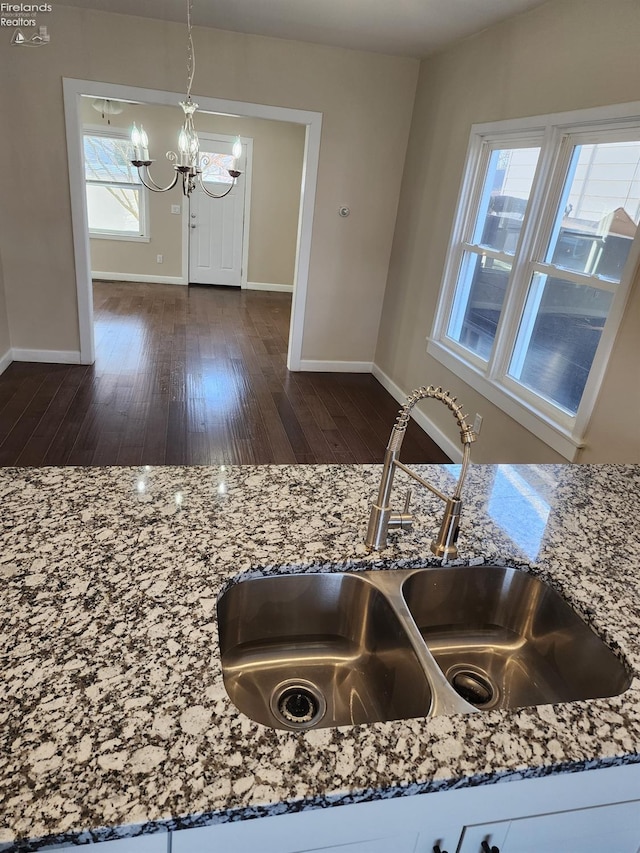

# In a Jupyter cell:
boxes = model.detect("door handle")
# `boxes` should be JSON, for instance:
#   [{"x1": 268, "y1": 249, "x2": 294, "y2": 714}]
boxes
[{"x1": 481, "y1": 842, "x2": 500, "y2": 853}]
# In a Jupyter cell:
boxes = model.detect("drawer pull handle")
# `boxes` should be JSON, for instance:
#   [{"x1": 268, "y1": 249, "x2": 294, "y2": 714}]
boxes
[{"x1": 481, "y1": 842, "x2": 500, "y2": 853}]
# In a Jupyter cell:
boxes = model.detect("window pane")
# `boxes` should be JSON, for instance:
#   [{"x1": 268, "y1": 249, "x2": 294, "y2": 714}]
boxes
[
  {"x1": 447, "y1": 252, "x2": 511, "y2": 360},
  {"x1": 472, "y1": 147, "x2": 540, "y2": 254},
  {"x1": 508, "y1": 272, "x2": 613, "y2": 414},
  {"x1": 86, "y1": 185, "x2": 141, "y2": 233},
  {"x1": 84, "y1": 135, "x2": 136, "y2": 183},
  {"x1": 547, "y1": 141, "x2": 640, "y2": 280},
  {"x1": 200, "y1": 152, "x2": 234, "y2": 185}
]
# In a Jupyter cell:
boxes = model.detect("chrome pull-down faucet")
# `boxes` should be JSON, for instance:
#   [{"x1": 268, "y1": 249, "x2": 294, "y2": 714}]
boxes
[{"x1": 365, "y1": 386, "x2": 477, "y2": 558}]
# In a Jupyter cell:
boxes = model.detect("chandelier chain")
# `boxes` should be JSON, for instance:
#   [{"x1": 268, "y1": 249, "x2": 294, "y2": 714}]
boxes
[
  {"x1": 186, "y1": 0, "x2": 195, "y2": 101},
  {"x1": 130, "y1": 0, "x2": 242, "y2": 198}
]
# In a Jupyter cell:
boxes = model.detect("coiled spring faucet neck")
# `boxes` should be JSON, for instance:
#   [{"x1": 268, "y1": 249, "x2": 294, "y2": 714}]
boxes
[
  {"x1": 389, "y1": 385, "x2": 476, "y2": 450},
  {"x1": 365, "y1": 386, "x2": 477, "y2": 558}
]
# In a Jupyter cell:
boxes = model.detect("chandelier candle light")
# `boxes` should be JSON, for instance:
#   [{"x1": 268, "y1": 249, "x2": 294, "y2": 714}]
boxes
[{"x1": 130, "y1": 0, "x2": 242, "y2": 199}]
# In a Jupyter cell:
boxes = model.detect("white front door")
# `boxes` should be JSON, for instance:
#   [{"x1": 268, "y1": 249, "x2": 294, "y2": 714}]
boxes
[{"x1": 188, "y1": 134, "x2": 246, "y2": 286}]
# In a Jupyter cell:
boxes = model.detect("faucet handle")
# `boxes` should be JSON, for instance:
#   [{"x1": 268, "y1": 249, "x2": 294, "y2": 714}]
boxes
[{"x1": 388, "y1": 490, "x2": 413, "y2": 533}]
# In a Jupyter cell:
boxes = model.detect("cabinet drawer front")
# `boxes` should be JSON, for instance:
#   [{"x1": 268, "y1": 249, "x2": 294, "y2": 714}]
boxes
[
  {"x1": 459, "y1": 798, "x2": 640, "y2": 853},
  {"x1": 171, "y1": 814, "x2": 420, "y2": 853},
  {"x1": 52, "y1": 835, "x2": 169, "y2": 853}
]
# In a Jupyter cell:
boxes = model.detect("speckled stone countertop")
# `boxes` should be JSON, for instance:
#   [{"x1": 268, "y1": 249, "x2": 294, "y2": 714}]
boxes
[{"x1": 1, "y1": 463, "x2": 640, "y2": 850}]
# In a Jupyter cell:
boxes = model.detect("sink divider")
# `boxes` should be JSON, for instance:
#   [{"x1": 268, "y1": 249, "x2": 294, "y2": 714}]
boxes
[{"x1": 357, "y1": 570, "x2": 479, "y2": 717}]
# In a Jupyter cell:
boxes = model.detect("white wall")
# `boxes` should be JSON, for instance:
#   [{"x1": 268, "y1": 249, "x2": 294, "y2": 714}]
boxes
[
  {"x1": 375, "y1": 0, "x2": 640, "y2": 463},
  {"x1": 0, "y1": 5, "x2": 418, "y2": 363}
]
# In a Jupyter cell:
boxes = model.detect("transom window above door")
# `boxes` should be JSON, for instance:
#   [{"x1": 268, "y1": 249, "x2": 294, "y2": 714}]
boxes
[{"x1": 428, "y1": 104, "x2": 640, "y2": 459}]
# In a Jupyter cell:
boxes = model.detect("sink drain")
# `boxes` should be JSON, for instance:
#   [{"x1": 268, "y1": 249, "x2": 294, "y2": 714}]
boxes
[
  {"x1": 448, "y1": 666, "x2": 498, "y2": 708},
  {"x1": 270, "y1": 680, "x2": 327, "y2": 729}
]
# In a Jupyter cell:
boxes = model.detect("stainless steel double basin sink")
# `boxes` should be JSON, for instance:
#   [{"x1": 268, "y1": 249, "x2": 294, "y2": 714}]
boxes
[{"x1": 217, "y1": 566, "x2": 631, "y2": 731}]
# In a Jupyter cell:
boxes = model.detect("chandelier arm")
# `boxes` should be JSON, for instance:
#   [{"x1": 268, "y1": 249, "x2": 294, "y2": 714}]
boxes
[
  {"x1": 197, "y1": 175, "x2": 238, "y2": 199},
  {"x1": 135, "y1": 165, "x2": 181, "y2": 193}
]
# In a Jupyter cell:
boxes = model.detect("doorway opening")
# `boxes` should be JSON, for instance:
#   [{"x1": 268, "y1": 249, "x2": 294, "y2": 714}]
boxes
[{"x1": 63, "y1": 78, "x2": 322, "y2": 370}]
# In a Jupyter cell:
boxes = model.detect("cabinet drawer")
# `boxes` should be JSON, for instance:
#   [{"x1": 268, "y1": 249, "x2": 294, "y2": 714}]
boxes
[
  {"x1": 52, "y1": 835, "x2": 169, "y2": 853},
  {"x1": 458, "y1": 798, "x2": 640, "y2": 853},
  {"x1": 171, "y1": 810, "x2": 420, "y2": 853}
]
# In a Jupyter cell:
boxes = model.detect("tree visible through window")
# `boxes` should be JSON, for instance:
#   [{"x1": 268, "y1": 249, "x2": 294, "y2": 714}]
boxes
[{"x1": 84, "y1": 133, "x2": 147, "y2": 237}]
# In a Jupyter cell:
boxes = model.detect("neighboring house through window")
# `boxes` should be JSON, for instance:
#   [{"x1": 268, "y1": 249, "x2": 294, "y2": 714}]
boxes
[
  {"x1": 429, "y1": 103, "x2": 640, "y2": 459},
  {"x1": 83, "y1": 130, "x2": 149, "y2": 240}
]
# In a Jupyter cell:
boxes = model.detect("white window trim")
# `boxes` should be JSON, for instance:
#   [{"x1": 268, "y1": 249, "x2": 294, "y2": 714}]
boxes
[
  {"x1": 83, "y1": 126, "x2": 149, "y2": 241},
  {"x1": 428, "y1": 100, "x2": 640, "y2": 461}
]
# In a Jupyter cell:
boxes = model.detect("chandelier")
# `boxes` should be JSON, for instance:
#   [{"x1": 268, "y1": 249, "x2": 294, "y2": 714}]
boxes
[{"x1": 130, "y1": 0, "x2": 242, "y2": 200}]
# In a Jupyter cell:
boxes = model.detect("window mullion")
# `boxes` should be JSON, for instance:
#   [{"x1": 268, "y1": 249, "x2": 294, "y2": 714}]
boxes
[
  {"x1": 486, "y1": 264, "x2": 527, "y2": 382},
  {"x1": 491, "y1": 126, "x2": 587, "y2": 384},
  {"x1": 486, "y1": 127, "x2": 557, "y2": 382},
  {"x1": 528, "y1": 131, "x2": 576, "y2": 264},
  {"x1": 492, "y1": 131, "x2": 578, "y2": 385}
]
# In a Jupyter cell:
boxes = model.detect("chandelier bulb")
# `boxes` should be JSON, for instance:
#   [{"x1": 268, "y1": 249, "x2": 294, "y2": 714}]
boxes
[
  {"x1": 131, "y1": 123, "x2": 142, "y2": 159},
  {"x1": 139, "y1": 125, "x2": 149, "y2": 160}
]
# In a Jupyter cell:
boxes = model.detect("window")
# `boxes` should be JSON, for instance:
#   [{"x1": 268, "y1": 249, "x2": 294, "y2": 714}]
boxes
[
  {"x1": 200, "y1": 151, "x2": 235, "y2": 185},
  {"x1": 83, "y1": 131, "x2": 148, "y2": 239},
  {"x1": 429, "y1": 106, "x2": 640, "y2": 459}
]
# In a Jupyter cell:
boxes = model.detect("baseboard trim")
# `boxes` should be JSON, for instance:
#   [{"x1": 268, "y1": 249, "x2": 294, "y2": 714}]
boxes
[
  {"x1": 298, "y1": 359, "x2": 374, "y2": 373},
  {"x1": 245, "y1": 281, "x2": 294, "y2": 293},
  {"x1": 0, "y1": 348, "x2": 12, "y2": 376},
  {"x1": 92, "y1": 271, "x2": 187, "y2": 285},
  {"x1": 12, "y1": 348, "x2": 82, "y2": 365},
  {"x1": 372, "y1": 363, "x2": 462, "y2": 463}
]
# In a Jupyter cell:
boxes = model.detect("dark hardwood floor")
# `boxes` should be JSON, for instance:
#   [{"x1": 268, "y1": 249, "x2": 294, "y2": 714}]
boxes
[{"x1": 0, "y1": 281, "x2": 450, "y2": 466}]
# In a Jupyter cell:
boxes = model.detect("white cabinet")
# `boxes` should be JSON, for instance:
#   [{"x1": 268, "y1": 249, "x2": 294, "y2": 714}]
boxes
[
  {"x1": 458, "y1": 799, "x2": 640, "y2": 853},
  {"x1": 170, "y1": 802, "x2": 423, "y2": 853},
  {"x1": 169, "y1": 765, "x2": 640, "y2": 852},
  {"x1": 48, "y1": 764, "x2": 640, "y2": 853},
  {"x1": 51, "y1": 834, "x2": 169, "y2": 853}
]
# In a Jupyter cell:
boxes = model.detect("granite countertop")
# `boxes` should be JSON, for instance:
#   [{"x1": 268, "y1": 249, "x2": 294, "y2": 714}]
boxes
[{"x1": 1, "y1": 463, "x2": 639, "y2": 850}]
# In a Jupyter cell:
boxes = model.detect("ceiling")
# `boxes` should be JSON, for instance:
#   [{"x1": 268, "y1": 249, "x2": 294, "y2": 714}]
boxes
[{"x1": 60, "y1": 0, "x2": 550, "y2": 58}]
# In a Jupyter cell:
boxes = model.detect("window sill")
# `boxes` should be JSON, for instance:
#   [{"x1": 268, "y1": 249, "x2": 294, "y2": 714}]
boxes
[{"x1": 426, "y1": 337, "x2": 583, "y2": 461}]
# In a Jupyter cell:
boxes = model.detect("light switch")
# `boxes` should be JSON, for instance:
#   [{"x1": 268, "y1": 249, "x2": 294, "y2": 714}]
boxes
[{"x1": 171, "y1": 204, "x2": 181, "y2": 214}]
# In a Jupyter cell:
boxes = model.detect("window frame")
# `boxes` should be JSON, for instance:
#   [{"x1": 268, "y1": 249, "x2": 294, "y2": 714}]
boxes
[
  {"x1": 83, "y1": 126, "x2": 150, "y2": 242},
  {"x1": 428, "y1": 103, "x2": 640, "y2": 460}
]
